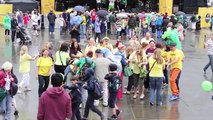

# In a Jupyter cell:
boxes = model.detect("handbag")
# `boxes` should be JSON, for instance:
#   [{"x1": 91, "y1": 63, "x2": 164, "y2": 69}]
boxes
[
  {"x1": 140, "y1": 68, "x2": 147, "y2": 78},
  {"x1": 0, "y1": 87, "x2": 7, "y2": 102},
  {"x1": 124, "y1": 66, "x2": 133, "y2": 77}
]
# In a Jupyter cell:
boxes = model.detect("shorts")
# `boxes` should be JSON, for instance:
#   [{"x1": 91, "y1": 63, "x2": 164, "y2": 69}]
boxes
[
  {"x1": 108, "y1": 91, "x2": 117, "y2": 108},
  {"x1": 33, "y1": 25, "x2": 37, "y2": 30},
  {"x1": 133, "y1": 73, "x2": 145, "y2": 87},
  {"x1": 108, "y1": 5, "x2": 114, "y2": 11}
]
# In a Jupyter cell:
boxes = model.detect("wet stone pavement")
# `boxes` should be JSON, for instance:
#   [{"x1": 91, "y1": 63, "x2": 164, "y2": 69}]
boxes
[{"x1": 0, "y1": 27, "x2": 213, "y2": 120}]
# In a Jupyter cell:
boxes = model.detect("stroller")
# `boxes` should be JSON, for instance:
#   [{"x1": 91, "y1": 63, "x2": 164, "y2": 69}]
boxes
[{"x1": 16, "y1": 27, "x2": 32, "y2": 45}]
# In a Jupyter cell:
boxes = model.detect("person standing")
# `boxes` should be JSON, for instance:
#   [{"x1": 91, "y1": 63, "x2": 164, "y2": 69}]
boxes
[
  {"x1": 108, "y1": 0, "x2": 115, "y2": 11},
  {"x1": 23, "y1": 13, "x2": 30, "y2": 28},
  {"x1": 47, "y1": 10, "x2": 57, "y2": 35},
  {"x1": 37, "y1": 73, "x2": 72, "y2": 120},
  {"x1": 0, "y1": 62, "x2": 16, "y2": 120},
  {"x1": 36, "y1": 48, "x2": 53, "y2": 97},
  {"x1": 93, "y1": 49, "x2": 111, "y2": 106},
  {"x1": 3, "y1": 13, "x2": 11, "y2": 40},
  {"x1": 17, "y1": 11, "x2": 23, "y2": 27},
  {"x1": 167, "y1": 43, "x2": 184, "y2": 101},
  {"x1": 18, "y1": 45, "x2": 37, "y2": 93},
  {"x1": 31, "y1": 11, "x2": 39, "y2": 36},
  {"x1": 203, "y1": 34, "x2": 213, "y2": 73},
  {"x1": 149, "y1": 49, "x2": 165, "y2": 106},
  {"x1": 11, "y1": 14, "x2": 18, "y2": 43},
  {"x1": 95, "y1": 17, "x2": 101, "y2": 43},
  {"x1": 96, "y1": 0, "x2": 102, "y2": 10},
  {"x1": 59, "y1": 14, "x2": 66, "y2": 35}
]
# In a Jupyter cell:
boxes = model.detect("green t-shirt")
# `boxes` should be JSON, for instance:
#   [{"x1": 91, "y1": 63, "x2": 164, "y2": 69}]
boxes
[
  {"x1": 75, "y1": 57, "x2": 95, "y2": 74},
  {"x1": 55, "y1": 51, "x2": 69, "y2": 66}
]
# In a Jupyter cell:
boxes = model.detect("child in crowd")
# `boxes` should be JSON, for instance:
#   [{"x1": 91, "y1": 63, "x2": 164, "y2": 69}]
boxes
[
  {"x1": 18, "y1": 45, "x2": 38, "y2": 93},
  {"x1": 64, "y1": 76, "x2": 83, "y2": 120},
  {"x1": 104, "y1": 64, "x2": 121, "y2": 119}
]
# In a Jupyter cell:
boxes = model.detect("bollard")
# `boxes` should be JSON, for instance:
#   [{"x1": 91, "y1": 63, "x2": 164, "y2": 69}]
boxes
[{"x1": 41, "y1": 14, "x2": 45, "y2": 29}]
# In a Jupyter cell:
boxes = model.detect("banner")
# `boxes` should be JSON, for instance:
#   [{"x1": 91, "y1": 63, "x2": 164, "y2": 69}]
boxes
[
  {"x1": 159, "y1": 0, "x2": 173, "y2": 16},
  {"x1": 41, "y1": 0, "x2": 55, "y2": 14},
  {"x1": 0, "y1": 4, "x2": 13, "y2": 25},
  {"x1": 198, "y1": 7, "x2": 213, "y2": 28}
]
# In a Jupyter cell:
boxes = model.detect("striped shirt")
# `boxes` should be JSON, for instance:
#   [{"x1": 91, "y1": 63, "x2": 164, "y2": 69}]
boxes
[{"x1": 206, "y1": 39, "x2": 213, "y2": 55}]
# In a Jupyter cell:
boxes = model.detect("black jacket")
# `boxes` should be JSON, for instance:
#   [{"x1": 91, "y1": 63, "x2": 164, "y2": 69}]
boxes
[
  {"x1": 47, "y1": 12, "x2": 56, "y2": 24},
  {"x1": 11, "y1": 18, "x2": 18, "y2": 30}
]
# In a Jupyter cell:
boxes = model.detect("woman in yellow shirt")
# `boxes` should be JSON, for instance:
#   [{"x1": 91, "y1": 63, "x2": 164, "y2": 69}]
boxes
[
  {"x1": 37, "y1": 48, "x2": 53, "y2": 97},
  {"x1": 148, "y1": 49, "x2": 165, "y2": 106},
  {"x1": 84, "y1": 38, "x2": 97, "y2": 59},
  {"x1": 18, "y1": 45, "x2": 37, "y2": 93}
]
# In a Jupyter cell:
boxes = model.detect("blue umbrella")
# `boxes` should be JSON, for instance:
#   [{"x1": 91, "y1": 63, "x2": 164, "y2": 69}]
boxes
[
  {"x1": 74, "y1": 5, "x2": 86, "y2": 12},
  {"x1": 70, "y1": 16, "x2": 83, "y2": 25}
]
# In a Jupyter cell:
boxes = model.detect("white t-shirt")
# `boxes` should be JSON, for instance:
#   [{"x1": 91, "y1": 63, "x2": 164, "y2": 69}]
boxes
[
  {"x1": 31, "y1": 14, "x2": 38, "y2": 25},
  {"x1": 109, "y1": 0, "x2": 115, "y2": 5},
  {"x1": 206, "y1": 39, "x2": 213, "y2": 55},
  {"x1": 97, "y1": 0, "x2": 101, "y2": 3},
  {"x1": 59, "y1": 17, "x2": 65, "y2": 27}
]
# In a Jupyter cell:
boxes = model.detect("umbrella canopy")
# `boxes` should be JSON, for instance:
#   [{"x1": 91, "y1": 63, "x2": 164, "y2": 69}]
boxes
[
  {"x1": 116, "y1": 13, "x2": 130, "y2": 18},
  {"x1": 175, "y1": 11, "x2": 185, "y2": 16},
  {"x1": 97, "y1": 10, "x2": 108, "y2": 17},
  {"x1": 66, "y1": 8, "x2": 73, "y2": 13},
  {"x1": 138, "y1": 13, "x2": 146, "y2": 18},
  {"x1": 70, "y1": 16, "x2": 83, "y2": 25},
  {"x1": 74, "y1": 5, "x2": 85, "y2": 12}
]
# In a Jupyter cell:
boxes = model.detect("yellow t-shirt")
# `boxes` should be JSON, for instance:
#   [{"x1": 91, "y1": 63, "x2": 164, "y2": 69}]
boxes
[
  {"x1": 37, "y1": 57, "x2": 53, "y2": 76},
  {"x1": 19, "y1": 54, "x2": 32, "y2": 73},
  {"x1": 170, "y1": 49, "x2": 184, "y2": 70},
  {"x1": 162, "y1": 51, "x2": 170, "y2": 62},
  {"x1": 84, "y1": 46, "x2": 97, "y2": 59},
  {"x1": 149, "y1": 57, "x2": 165, "y2": 77},
  {"x1": 82, "y1": 15, "x2": 87, "y2": 25},
  {"x1": 129, "y1": 51, "x2": 147, "y2": 74},
  {"x1": 106, "y1": 43, "x2": 113, "y2": 51}
]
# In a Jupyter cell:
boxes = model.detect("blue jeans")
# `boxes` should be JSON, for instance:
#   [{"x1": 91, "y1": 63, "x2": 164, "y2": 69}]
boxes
[
  {"x1": 0, "y1": 95, "x2": 13, "y2": 120},
  {"x1": 38, "y1": 75, "x2": 50, "y2": 97},
  {"x1": 49, "y1": 23, "x2": 55, "y2": 32},
  {"x1": 204, "y1": 55, "x2": 213, "y2": 72},
  {"x1": 80, "y1": 25, "x2": 86, "y2": 38},
  {"x1": 149, "y1": 77, "x2": 163, "y2": 105}
]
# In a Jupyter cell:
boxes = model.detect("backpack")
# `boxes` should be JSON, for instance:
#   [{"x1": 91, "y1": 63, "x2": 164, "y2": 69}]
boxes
[
  {"x1": 79, "y1": 58, "x2": 93, "y2": 81},
  {"x1": 109, "y1": 75, "x2": 121, "y2": 92},
  {"x1": 69, "y1": 88, "x2": 82, "y2": 104},
  {"x1": 93, "y1": 79, "x2": 104, "y2": 100}
]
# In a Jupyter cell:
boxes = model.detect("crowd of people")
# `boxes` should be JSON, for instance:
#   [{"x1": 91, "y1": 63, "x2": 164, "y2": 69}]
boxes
[{"x1": 0, "y1": 4, "x2": 187, "y2": 120}]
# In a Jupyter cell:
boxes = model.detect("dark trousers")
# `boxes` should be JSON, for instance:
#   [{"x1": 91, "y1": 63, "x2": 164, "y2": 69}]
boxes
[
  {"x1": 49, "y1": 23, "x2": 55, "y2": 32},
  {"x1": 11, "y1": 30, "x2": 16, "y2": 42},
  {"x1": 54, "y1": 64, "x2": 67, "y2": 75},
  {"x1": 83, "y1": 94, "x2": 102, "y2": 118},
  {"x1": 72, "y1": 103, "x2": 81, "y2": 120},
  {"x1": 38, "y1": 75, "x2": 50, "y2": 97},
  {"x1": 127, "y1": 74, "x2": 134, "y2": 91},
  {"x1": 95, "y1": 33, "x2": 101, "y2": 43},
  {"x1": 163, "y1": 66, "x2": 168, "y2": 84},
  {"x1": 5, "y1": 29, "x2": 10, "y2": 35}
]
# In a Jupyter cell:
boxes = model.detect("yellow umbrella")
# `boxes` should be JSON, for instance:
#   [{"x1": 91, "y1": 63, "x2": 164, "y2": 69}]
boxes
[{"x1": 66, "y1": 8, "x2": 73, "y2": 13}]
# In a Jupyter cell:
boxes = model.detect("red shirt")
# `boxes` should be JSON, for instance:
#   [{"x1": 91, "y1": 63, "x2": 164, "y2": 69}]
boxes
[
  {"x1": 23, "y1": 15, "x2": 29, "y2": 25},
  {"x1": 91, "y1": 11, "x2": 96, "y2": 21}
]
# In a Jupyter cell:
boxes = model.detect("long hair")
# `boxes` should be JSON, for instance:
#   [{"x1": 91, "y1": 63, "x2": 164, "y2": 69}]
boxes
[
  {"x1": 20, "y1": 45, "x2": 28, "y2": 56},
  {"x1": 153, "y1": 49, "x2": 163, "y2": 64}
]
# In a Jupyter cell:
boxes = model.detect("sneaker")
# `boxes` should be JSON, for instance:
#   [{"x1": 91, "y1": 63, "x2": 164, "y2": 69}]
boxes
[
  {"x1": 14, "y1": 110, "x2": 19, "y2": 116},
  {"x1": 170, "y1": 95, "x2": 179, "y2": 101},
  {"x1": 123, "y1": 91, "x2": 130, "y2": 95},
  {"x1": 157, "y1": 102, "x2": 162, "y2": 106},
  {"x1": 150, "y1": 102, "x2": 154, "y2": 106},
  {"x1": 17, "y1": 90, "x2": 22, "y2": 94},
  {"x1": 139, "y1": 94, "x2": 145, "y2": 100},
  {"x1": 110, "y1": 115, "x2": 117, "y2": 120},
  {"x1": 133, "y1": 94, "x2": 137, "y2": 99},
  {"x1": 116, "y1": 109, "x2": 121, "y2": 116},
  {"x1": 24, "y1": 87, "x2": 32, "y2": 91}
]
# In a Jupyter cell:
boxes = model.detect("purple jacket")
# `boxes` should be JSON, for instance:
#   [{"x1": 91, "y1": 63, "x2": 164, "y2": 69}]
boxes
[
  {"x1": 37, "y1": 87, "x2": 72, "y2": 120},
  {"x1": 94, "y1": 19, "x2": 101, "y2": 33}
]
